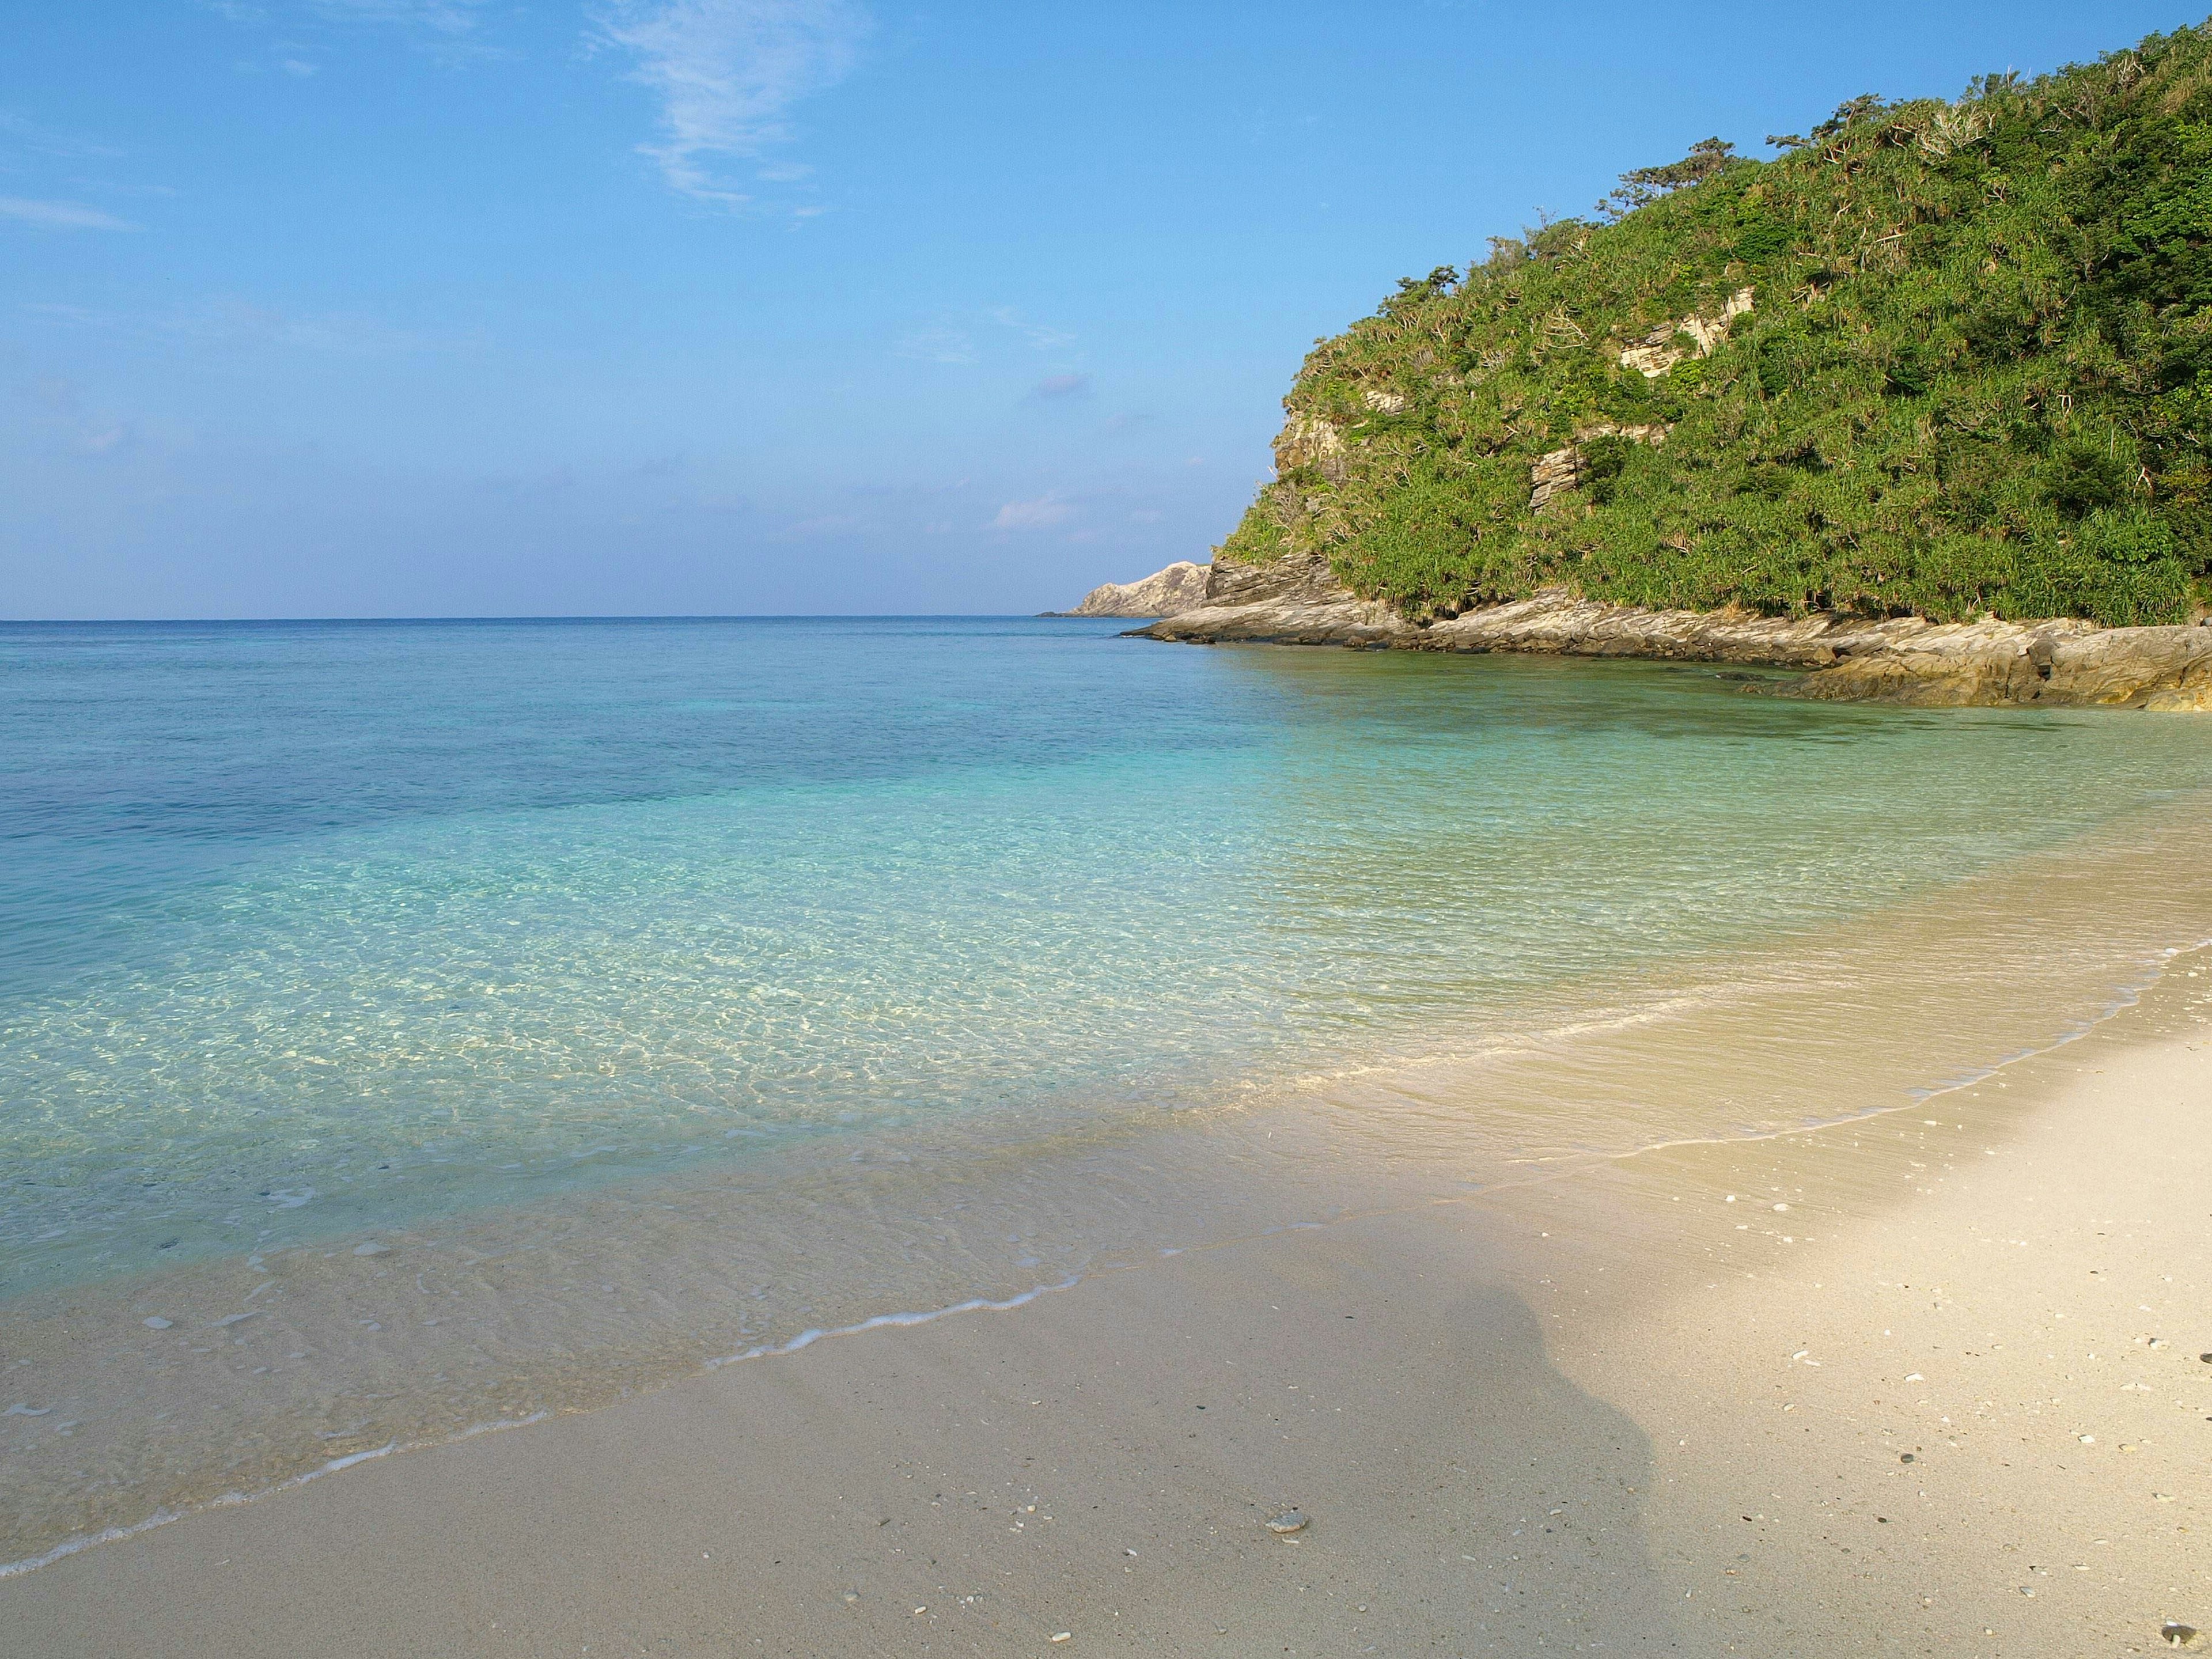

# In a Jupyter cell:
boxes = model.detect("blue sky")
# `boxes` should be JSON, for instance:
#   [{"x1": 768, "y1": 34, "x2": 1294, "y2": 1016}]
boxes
[{"x1": 1, "y1": 1, "x2": 2194, "y2": 618}]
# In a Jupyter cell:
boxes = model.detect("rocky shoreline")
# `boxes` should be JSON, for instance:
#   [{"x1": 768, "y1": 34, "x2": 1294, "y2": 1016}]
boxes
[
  {"x1": 1128, "y1": 552, "x2": 2212, "y2": 710},
  {"x1": 1047, "y1": 560, "x2": 1213, "y2": 619}
]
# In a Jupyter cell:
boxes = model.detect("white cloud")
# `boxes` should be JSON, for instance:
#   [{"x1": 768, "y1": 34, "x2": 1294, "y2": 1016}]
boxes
[
  {"x1": 0, "y1": 197, "x2": 137, "y2": 232},
  {"x1": 896, "y1": 324, "x2": 975, "y2": 365},
  {"x1": 990, "y1": 494, "x2": 1074, "y2": 532},
  {"x1": 990, "y1": 306, "x2": 1074, "y2": 350},
  {"x1": 307, "y1": 0, "x2": 487, "y2": 33},
  {"x1": 782, "y1": 511, "x2": 862, "y2": 538},
  {"x1": 26, "y1": 296, "x2": 436, "y2": 354},
  {"x1": 0, "y1": 111, "x2": 126, "y2": 161},
  {"x1": 594, "y1": 0, "x2": 868, "y2": 205}
]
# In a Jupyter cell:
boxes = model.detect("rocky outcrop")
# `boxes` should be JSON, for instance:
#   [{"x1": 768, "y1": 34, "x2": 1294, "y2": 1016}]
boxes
[
  {"x1": 1132, "y1": 548, "x2": 1409, "y2": 645},
  {"x1": 1528, "y1": 423, "x2": 1669, "y2": 512},
  {"x1": 1134, "y1": 551, "x2": 2212, "y2": 709},
  {"x1": 1052, "y1": 561, "x2": 1214, "y2": 618},
  {"x1": 1788, "y1": 619, "x2": 2212, "y2": 708},
  {"x1": 1619, "y1": 287, "x2": 1755, "y2": 378}
]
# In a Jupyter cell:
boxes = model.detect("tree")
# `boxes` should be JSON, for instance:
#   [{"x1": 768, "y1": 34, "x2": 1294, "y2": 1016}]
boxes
[
  {"x1": 1813, "y1": 94, "x2": 1888, "y2": 139},
  {"x1": 1600, "y1": 138, "x2": 1737, "y2": 217}
]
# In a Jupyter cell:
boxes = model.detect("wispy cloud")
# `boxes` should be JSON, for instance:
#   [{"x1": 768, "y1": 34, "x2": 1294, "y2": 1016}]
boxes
[
  {"x1": 894, "y1": 310, "x2": 1079, "y2": 370},
  {"x1": 990, "y1": 307, "x2": 1074, "y2": 351},
  {"x1": 306, "y1": 0, "x2": 487, "y2": 33},
  {"x1": 594, "y1": 0, "x2": 869, "y2": 206},
  {"x1": 207, "y1": 0, "x2": 497, "y2": 71},
  {"x1": 1028, "y1": 372, "x2": 1091, "y2": 400},
  {"x1": 0, "y1": 197, "x2": 137, "y2": 232},
  {"x1": 0, "y1": 112, "x2": 126, "y2": 161},
  {"x1": 781, "y1": 510, "x2": 863, "y2": 538},
  {"x1": 990, "y1": 493, "x2": 1074, "y2": 532},
  {"x1": 26, "y1": 296, "x2": 438, "y2": 353},
  {"x1": 896, "y1": 324, "x2": 976, "y2": 365}
]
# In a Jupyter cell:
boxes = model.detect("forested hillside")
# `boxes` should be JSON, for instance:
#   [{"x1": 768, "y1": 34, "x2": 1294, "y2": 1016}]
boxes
[{"x1": 1221, "y1": 22, "x2": 2212, "y2": 627}]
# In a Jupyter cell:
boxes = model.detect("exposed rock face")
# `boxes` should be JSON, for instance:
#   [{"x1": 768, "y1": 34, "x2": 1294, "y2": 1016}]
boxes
[
  {"x1": 1054, "y1": 560, "x2": 1214, "y2": 619},
  {"x1": 1274, "y1": 414, "x2": 1349, "y2": 484},
  {"x1": 1135, "y1": 548, "x2": 1408, "y2": 644},
  {"x1": 1135, "y1": 551, "x2": 2212, "y2": 710},
  {"x1": 1619, "y1": 287, "x2": 1755, "y2": 378},
  {"x1": 1789, "y1": 619, "x2": 2212, "y2": 707},
  {"x1": 1528, "y1": 423, "x2": 1669, "y2": 512}
]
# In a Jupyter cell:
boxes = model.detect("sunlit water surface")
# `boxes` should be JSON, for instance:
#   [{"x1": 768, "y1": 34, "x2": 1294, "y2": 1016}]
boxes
[{"x1": 6, "y1": 616, "x2": 2212, "y2": 1566}]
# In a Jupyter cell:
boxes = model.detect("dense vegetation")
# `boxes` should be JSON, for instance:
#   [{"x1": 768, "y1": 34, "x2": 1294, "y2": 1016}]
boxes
[{"x1": 1220, "y1": 22, "x2": 2212, "y2": 627}]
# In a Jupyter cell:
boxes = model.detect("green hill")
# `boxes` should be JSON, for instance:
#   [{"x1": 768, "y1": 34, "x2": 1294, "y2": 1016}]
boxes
[{"x1": 1218, "y1": 21, "x2": 2212, "y2": 628}]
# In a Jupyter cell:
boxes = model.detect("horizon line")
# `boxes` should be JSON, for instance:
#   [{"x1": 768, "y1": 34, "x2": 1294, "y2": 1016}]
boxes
[{"x1": 0, "y1": 612, "x2": 1118, "y2": 627}]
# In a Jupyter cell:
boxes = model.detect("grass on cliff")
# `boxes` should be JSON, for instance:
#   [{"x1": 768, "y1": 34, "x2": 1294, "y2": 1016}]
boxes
[{"x1": 1220, "y1": 21, "x2": 2212, "y2": 627}]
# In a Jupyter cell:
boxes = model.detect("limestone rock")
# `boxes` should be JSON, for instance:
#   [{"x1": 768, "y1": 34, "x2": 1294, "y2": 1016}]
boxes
[
  {"x1": 1135, "y1": 551, "x2": 2212, "y2": 710},
  {"x1": 1620, "y1": 287, "x2": 1755, "y2": 378},
  {"x1": 1527, "y1": 447, "x2": 1582, "y2": 514},
  {"x1": 1053, "y1": 561, "x2": 1214, "y2": 619},
  {"x1": 1275, "y1": 415, "x2": 1349, "y2": 485},
  {"x1": 1528, "y1": 423, "x2": 1670, "y2": 511},
  {"x1": 1137, "y1": 550, "x2": 1408, "y2": 646}
]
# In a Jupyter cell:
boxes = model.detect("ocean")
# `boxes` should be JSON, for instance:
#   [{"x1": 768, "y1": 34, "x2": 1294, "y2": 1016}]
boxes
[{"x1": 6, "y1": 615, "x2": 2212, "y2": 1569}]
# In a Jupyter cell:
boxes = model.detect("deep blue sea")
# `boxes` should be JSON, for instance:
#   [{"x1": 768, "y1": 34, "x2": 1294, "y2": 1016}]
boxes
[{"x1": 7, "y1": 615, "x2": 2212, "y2": 1563}]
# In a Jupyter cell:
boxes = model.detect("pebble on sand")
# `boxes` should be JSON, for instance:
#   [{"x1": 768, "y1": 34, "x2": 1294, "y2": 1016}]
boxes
[
  {"x1": 1266, "y1": 1510, "x2": 1309, "y2": 1535},
  {"x1": 143, "y1": 1317, "x2": 172, "y2": 1330}
]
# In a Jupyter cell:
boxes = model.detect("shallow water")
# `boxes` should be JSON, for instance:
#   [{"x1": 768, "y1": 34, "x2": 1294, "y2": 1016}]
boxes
[{"x1": 6, "y1": 616, "x2": 2212, "y2": 1565}]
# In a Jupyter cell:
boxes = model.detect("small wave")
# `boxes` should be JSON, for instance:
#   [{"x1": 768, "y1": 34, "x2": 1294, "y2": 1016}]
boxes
[
  {"x1": 0, "y1": 1416, "x2": 544, "y2": 1581},
  {"x1": 708, "y1": 1276, "x2": 1083, "y2": 1367}
]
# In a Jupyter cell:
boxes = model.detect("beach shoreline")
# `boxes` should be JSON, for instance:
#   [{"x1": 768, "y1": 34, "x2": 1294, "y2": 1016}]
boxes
[
  {"x1": 7, "y1": 938, "x2": 2208, "y2": 1656},
  {"x1": 10, "y1": 783, "x2": 2212, "y2": 1581}
]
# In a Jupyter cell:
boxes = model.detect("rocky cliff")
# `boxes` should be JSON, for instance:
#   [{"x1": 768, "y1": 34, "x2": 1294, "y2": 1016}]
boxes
[
  {"x1": 1050, "y1": 562, "x2": 1214, "y2": 619},
  {"x1": 1127, "y1": 552, "x2": 2212, "y2": 710}
]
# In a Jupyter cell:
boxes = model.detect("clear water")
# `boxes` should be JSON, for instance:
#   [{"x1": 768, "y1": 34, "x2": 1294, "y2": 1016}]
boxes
[{"x1": 6, "y1": 615, "x2": 2212, "y2": 1563}]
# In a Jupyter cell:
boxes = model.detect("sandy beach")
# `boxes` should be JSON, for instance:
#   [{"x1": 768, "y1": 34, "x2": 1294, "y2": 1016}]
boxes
[
  {"x1": 18, "y1": 12, "x2": 2212, "y2": 1658},
  {"x1": 6, "y1": 944, "x2": 2207, "y2": 1657}
]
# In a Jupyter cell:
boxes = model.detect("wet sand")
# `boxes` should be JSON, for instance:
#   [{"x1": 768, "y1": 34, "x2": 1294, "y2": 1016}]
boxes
[{"x1": 5, "y1": 957, "x2": 2209, "y2": 1657}]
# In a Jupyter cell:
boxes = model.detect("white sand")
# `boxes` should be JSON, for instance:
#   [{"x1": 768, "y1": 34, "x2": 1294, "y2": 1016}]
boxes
[{"x1": 5, "y1": 960, "x2": 2209, "y2": 1657}]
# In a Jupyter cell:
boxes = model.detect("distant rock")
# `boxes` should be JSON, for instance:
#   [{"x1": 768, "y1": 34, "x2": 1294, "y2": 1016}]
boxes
[
  {"x1": 1051, "y1": 561, "x2": 1213, "y2": 618},
  {"x1": 1135, "y1": 550, "x2": 2212, "y2": 710}
]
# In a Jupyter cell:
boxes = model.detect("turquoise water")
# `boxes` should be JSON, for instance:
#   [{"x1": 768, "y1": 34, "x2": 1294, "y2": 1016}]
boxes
[
  {"x1": 12, "y1": 615, "x2": 2212, "y2": 1565},
  {"x1": 8, "y1": 616, "x2": 2212, "y2": 1301}
]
